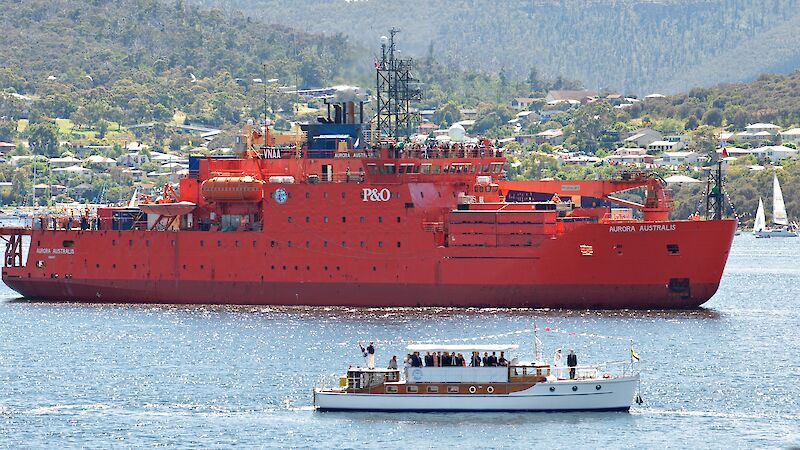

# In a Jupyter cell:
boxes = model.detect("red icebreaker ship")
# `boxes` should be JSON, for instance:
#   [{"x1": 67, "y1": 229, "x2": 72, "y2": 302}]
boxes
[{"x1": 0, "y1": 106, "x2": 735, "y2": 308}]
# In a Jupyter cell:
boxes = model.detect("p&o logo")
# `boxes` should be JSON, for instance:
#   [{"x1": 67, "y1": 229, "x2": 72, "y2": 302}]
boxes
[{"x1": 362, "y1": 188, "x2": 391, "y2": 202}]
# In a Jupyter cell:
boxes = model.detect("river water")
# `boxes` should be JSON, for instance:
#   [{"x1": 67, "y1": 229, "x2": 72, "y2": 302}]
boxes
[{"x1": 0, "y1": 235, "x2": 798, "y2": 448}]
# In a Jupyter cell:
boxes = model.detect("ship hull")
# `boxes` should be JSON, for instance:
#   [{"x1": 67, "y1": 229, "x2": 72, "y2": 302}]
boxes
[
  {"x1": 314, "y1": 376, "x2": 639, "y2": 412},
  {"x1": 2, "y1": 219, "x2": 736, "y2": 309}
]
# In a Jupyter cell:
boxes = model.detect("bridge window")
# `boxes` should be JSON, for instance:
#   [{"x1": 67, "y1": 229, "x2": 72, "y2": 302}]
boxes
[
  {"x1": 482, "y1": 164, "x2": 490, "y2": 173},
  {"x1": 421, "y1": 164, "x2": 431, "y2": 174},
  {"x1": 384, "y1": 164, "x2": 396, "y2": 174},
  {"x1": 367, "y1": 164, "x2": 378, "y2": 175},
  {"x1": 432, "y1": 165, "x2": 442, "y2": 174}
]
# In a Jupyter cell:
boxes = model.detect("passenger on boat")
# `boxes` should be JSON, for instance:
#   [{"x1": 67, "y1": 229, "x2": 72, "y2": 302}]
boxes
[
  {"x1": 411, "y1": 352, "x2": 423, "y2": 367},
  {"x1": 470, "y1": 352, "x2": 481, "y2": 367},
  {"x1": 482, "y1": 352, "x2": 489, "y2": 366},
  {"x1": 367, "y1": 342, "x2": 375, "y2": 369},
  {"x1": 424, "y1": 352, "x2": 434, "y2": 367},
  {"x1": 441, "y1": 352, "x2": 451, "y2": 367},
  {"x1": 553, "y1": 348, "x2": 563, "y2": 378},
  {"x1": 498, "y1": 352, "x2": 508, "y2": 366},
  {"x1": 568, "y1": 349, "x2": 578, "y2": 379},
  {"x1": 388, "y1": 355, "x2": 398, "y2": 369},
  {"x1": 488, "y1": 352, "x2": 498, "y2": 367}
]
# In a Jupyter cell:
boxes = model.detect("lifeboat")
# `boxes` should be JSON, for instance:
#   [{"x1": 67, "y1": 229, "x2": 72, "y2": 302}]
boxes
[{"x1": 201, "y1": 176, "x2": 264, "y2": 202}]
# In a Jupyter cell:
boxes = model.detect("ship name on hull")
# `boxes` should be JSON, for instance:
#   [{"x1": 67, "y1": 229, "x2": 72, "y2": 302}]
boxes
[
  {"x1": 609, "y1": 224, "x2": 676, "y2": 233},
  {"x1": 35, "y1": 248, "x2": 75, "y2": 255}
]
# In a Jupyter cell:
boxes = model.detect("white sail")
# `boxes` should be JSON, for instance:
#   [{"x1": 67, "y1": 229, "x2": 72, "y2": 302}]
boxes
[
  {"x1": 773, "y1": 172, "x2": 788, "y2": 225},
  {"x1": 754, "y1": 197, "x2": 766, "y2": 233}
]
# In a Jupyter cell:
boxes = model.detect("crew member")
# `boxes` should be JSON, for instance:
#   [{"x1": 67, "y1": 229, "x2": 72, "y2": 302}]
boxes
[
  {"x1": 553, "y1": 348, "x2": 563, "y2": 379},
  {"x1": 424, "y1": 352, "x2": 434, "y2": 367},
  {"x1": 366, "y1": 341, "x2": 376, "y2": 369},
  {"x1": 567, "y1": 348, "x2": 578, "y2": 380},
  {"x1": 388, "y1": 355, "x2": 398, "y2": 369}
]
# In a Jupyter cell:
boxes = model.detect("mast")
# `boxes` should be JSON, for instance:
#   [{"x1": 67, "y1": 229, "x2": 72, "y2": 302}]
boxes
[
  {"x1": 704, "y1": 159, "x2": 724, "y2": 220},
  {"x1": 375, "y1": 29, "x2": 421, "y2": 142}
]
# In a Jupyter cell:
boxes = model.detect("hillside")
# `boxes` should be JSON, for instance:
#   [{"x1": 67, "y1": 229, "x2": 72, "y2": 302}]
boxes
[
  {"x1": 202, "y1": 0, "x2": 800, "y2": 95},
  {"x1": 0, "y1": 0, "x2": 359, "y2": 126}
]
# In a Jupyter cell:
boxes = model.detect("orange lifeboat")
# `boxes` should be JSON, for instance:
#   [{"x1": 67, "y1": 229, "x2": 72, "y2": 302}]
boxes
[{"x1": 201, "y1": 176, "x2": 264, "y2": 202}]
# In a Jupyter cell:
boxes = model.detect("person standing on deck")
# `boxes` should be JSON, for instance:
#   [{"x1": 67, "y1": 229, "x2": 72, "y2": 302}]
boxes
[
  {"x1": 567, "y1": 349, "x2": 578, "y2": 380},
  {"x1": 553, "y1": 348, "x2": 563, "y2": 379},
  {"x1": 366, "y1": 342, "x2": 375, "y2": 369}
]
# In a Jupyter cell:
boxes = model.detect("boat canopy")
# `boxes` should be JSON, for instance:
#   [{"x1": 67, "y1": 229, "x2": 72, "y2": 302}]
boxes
[{"x1": 407, "y1": 344, "x2": 519, "y2": 353}]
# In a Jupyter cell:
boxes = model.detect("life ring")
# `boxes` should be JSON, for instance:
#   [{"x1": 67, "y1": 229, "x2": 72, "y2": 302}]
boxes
[
  {"x1": 602, "y1": 373, "x2": 611, "y2": 379},
  {"x1": 486, "y1": 386, "x2": 494, "y2": 394},
  {"x1": 468, "y1": 386, "x2": 477, "y2": 394}
]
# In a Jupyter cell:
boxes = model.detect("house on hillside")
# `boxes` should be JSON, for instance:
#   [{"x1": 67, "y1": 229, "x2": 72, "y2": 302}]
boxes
[
  {"x1": 647, "y1": 140, "x2": 684, "y2": 153},
  {"x1": 117, "y1": 152, "x2": 150, "y2": 169},
  {"x1": 606, "y1": 147, "x2": 654, "y2": 167},
  {"x1": 535, "y1": 129, "x2": 565, "y2": 145},
  {"x1": 545, "y1": 90, "x2": 598, "y2": 104},
  {"x1": 719, "y1": 132, "x2": 737, "y2": 147},
  {"x1": 416, "y1": 122, "x2": 439, "y2": 134},
  {"x1": 624, "y1": 128, "x2": 662, "y2": 147},
  {"x1": 459, "y1": 109, "x2": 478, "y2": 120},
  {"x1": 86, "y1": 155, "x2": 117, "y2": 170},
  {"x1": 746, "y1": 123, "x2": 781, "y2": 135},
  {"x1": 510, "y1": 97, "x2": 539, "y2": 110},
  {"x1": 655, "y1": 151, "x2": 701, "y2": 166},
  {"x1": 779, "y1": 128, "x2": 800, "y2": 144},
  {"x1": 48, "y1": 156, "x2": 82, "y2": 169},
  {"x1": 755, "y1": 145, "x2": 798, "y2": 161}
]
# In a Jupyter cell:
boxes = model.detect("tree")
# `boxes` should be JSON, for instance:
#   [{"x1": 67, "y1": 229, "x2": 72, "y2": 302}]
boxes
[
  {"x1": 0, "y1": 119, "x2": 16, "y2": 142},
  {"x1": 702, "y1": 108, "x2": 723, "y2": 127},
  {"x1": 27, "y1": 122, "x2": 60, "y2": 157},
  {"x1": 433, "y1": 102, "x2": 461, "y2": 127},
  {"x1": 688, "y1": 125, "x2": 718, "y2": 157},
  {"x1": 572, "y1": 102, "x2": 614, "y2": 153},
  {"x1": 685, "y1": 115, "x2": 699, "y2": 130}
]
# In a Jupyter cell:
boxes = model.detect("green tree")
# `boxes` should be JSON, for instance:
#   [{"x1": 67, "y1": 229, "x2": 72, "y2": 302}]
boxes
[
  {"x1": 27, "y1": 122, "x2": 60, "y2": 157},
  {"x1": 702, "y1": 108, "x2": 723, "y2": 126},
  {"x1": 0, "y1": 119, "x2": 16, "y2": 142},
  {"x1": 433, "y1": 102, "x2": 461, "y2": 127}
]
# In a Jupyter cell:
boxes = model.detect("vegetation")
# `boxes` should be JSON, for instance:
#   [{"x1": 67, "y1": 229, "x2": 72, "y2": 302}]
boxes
[{"x1": 204, "y1": 0, "x2": 800, "y2": 94}]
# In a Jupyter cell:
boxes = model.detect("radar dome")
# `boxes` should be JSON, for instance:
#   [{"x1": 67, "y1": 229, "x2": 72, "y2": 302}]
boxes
[
  {"x1": 448, "y1": 123, "x2": 466, "y2": 142},
  {"x1": 380, "y1": 36, "x2": 389, "y2": 45}
]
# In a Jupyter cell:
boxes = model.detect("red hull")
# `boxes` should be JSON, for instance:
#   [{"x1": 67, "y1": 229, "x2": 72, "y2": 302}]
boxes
[{"x1": 3, "y1": 219, "x2": 736, "y2": 309}]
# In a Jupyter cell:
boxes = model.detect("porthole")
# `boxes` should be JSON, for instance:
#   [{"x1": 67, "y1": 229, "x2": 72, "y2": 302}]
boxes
[
  {"x1": 572, "y1": 386, "x2": 578, "y2": 392},
  {"x1": 596, "y1": 385, "x2": 602, "y2": 390},
  {"x1": 549, "y1": 386, "x2": 556, "y2": 392}
]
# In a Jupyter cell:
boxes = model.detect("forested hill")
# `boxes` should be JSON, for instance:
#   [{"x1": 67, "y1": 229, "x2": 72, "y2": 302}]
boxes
[
  {"x1": 0, "y1": 0, "x2": 358, "y2": 125},
  {"x1": 203, "y1": 0, "x2": 800, "y2": 95}
]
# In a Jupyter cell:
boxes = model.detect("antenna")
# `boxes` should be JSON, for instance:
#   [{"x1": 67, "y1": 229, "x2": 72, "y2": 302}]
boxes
[
  {"x1": 704, "y1": 159, "x2": 724, "y2": 220},
  {"x1": 375, "y1": 28, "x2": 422, "y2": 142},
  {"x1": 263, "y1": 63, "x2": 268, "y2": 154}
]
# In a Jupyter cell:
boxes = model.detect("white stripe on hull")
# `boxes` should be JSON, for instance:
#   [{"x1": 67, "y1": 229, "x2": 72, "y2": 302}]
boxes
[{"x1": 315, "y1": 375, "x2": 638, "y2": 412}]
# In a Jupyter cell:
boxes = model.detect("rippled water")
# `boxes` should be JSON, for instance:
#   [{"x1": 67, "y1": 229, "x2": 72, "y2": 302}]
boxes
[{"x1": 1, "y1": 235, "x2": 799, "y2": 448}]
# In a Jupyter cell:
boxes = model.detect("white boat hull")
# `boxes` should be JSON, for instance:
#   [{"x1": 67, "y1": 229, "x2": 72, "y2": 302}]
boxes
[
  {"x1": 314, "y1": 375, "x2": 639, "y2": 412},
  {"x1": 754, "y1": 229, "x2": 798, "y2": 238}
]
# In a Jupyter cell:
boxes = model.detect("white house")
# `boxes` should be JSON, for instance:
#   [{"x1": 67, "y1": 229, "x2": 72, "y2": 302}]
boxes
[
  {"x1": 656, "y1": 151, "x2": 701, "y2": 166},
  {"x1": 52, "y1": 165, "x2": 93, "y2": 180},
  {"x1": 745, "y1": 123, "x2": 781, "y2": 135},
  {"x1": 754, "y1": 145, "x2": 799, "y2": 161},
  {"x1": 85, "y1": 155, "x2": 117, "y2": 170},
  {"x1": 116, "y1": 152, "x2": 150, "y2": 168},
  {"x1": 647, "y1": 140, "x2": 684, "y2": 153},
  {"x1": 779, "y1": 128, "x2": 800, "y2": 144}
]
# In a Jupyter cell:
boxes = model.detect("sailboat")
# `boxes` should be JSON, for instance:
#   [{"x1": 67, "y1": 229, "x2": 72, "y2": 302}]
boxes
[{"x1": 753, "y1": 172, "x2": 797, "y2": 238}]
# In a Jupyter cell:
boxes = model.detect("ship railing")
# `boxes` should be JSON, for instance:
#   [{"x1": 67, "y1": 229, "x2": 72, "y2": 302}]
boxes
[{"x1": 548, "y1": 361, "x2": 636, "y2": 380}]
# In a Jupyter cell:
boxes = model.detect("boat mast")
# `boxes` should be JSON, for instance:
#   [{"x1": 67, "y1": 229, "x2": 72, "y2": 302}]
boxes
[{"x1": 704, "y1": 158, "x2": 724, "y2": 220}]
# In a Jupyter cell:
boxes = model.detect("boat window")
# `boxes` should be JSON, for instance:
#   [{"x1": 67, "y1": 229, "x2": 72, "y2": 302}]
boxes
[
  {"x1": 667, "y1": 244, "x2": 680, "y2": 255},
  {"x1": 378, "y1": 241, "x2": 383, "y2": 248},
  {"x1": 324, "y1": 216, "x2": 329, "y2": 223},
  {"x1": 492, "y1": 163, "x2": 503, "y2": 173},
  {"x1": 442, "y1": 165, "x2": 450, "y2": 174},
  {"x1": 386, "y1": 385, "x2": 398, "y2": 393},
  {"x1": 360, "y1": 216, "x2": 365, "y2": 223},
  {"x1": 62, "y1": 240, "x2": 74, "y2": 248},
  {"x1": 384, "y1": 164, "x2": 396, "y2": 174},
  {"x1": 421, "y1": 164, "x2": 431, "y2": 174},
  {"x1": 406, "y1": 386, "x2": 418, "y2": 393},
  {"x1": 432, "y1": 165, "x2": 442, "y2": 174},
  {"x1": 398, "y1": 164, "x2": 406, "y2": 174},
  {"x1": 482, "y1": 164, "x2": 490, "y2": 173},
  {"x1": 469, "y1": 164, "x2": 476, "y2": 173},
  {"x1": 378, "y1": 165, "x2": 386, "y2": 175},
  {"x1": 367, "y1": 164, "x2": 378, "y2": 175},
  {"x1": 426, "y1": 386, "x2": 439, "y2": 393},
  {"x1": 447, "y1": 386, "x2": 459, "y2": 393}
]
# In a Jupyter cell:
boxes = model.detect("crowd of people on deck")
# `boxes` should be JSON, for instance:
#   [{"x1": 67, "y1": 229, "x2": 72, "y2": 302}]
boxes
[{"x1": 398, "y1": 350, "x2": 512, "y2": 368}]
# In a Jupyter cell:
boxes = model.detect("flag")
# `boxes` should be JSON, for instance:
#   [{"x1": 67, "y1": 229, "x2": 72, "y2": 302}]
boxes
[
  {"x1": 722, "y1": 147, "x2": 729, "y2": 157},
  {"x1": 630, "y1": 343, "x2": 640, "y2": 362},
  {"x1": 580, "y1": 244, "x2": 593, "y2": 256}
]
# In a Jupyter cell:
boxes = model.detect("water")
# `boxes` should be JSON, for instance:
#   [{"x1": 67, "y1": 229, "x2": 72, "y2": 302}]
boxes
[{"x1": 0, "y1": 235, "x2": 799, "y2": 448}]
